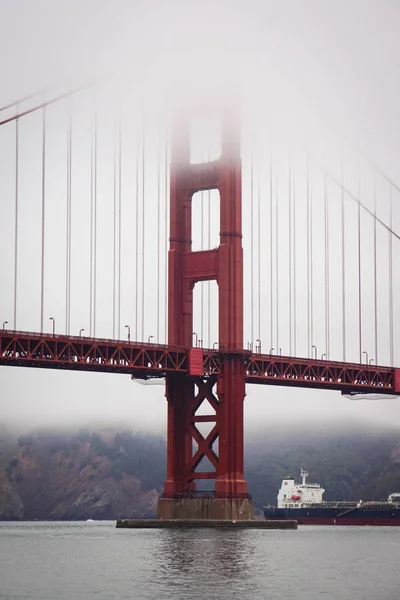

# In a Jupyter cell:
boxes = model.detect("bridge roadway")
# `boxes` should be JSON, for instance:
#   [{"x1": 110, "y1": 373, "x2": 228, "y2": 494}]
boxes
[{"x1": 0, "y1": 330, "x2": 399, "y2": 395}]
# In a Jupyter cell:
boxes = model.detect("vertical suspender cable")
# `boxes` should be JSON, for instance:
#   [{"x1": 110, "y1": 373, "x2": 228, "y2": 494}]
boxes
[
  {"x1": 288, "y1": 155, "x2": 292, "y2": 356},
  {"x1": 13, "y1": 106, "x2": 19, "y2": 329},
  {"x1": 207, "y1": 149, "x2": 211, "y2": 348},
  {"x1": 293, "y1": 158, "x2": 297, "y2": 356},
  {"x1": 389, "y1": 185, "x2": 394, "y2": 366},
  {"x1": 112, "y1": 123, "x2": 117, "y2": 338},
  {"x1": 135, "y1": 126, "x2": 139, "y2": 341},
  {"x1": 89, "y1": 111, "x2": 94, "y2": 336},
  {"x1": 201, "y1": 171, "x2": 204, "y2": 344},
  {"x1": 250, "y1": 145, "x2": 254, "y2": 348},
  {"x1": 357, "y1": 162, "x2": 362, "y2": 363},
  {"x1": 93, "y1": 111, "x2": 98, "y2": 337},
  {"x1": 117, "y1": 118, "x2": 122, "y2": 340},
  {"x1": 324, "y1": 162, "x2": 330, "y2": 359},
  {"x1": 165, "y1": 129, "x2": 168, "y2": 343},
  {"x1": 276, "y1": 168, "x2": 279, "y2": 353},
  {"x1": 40, "y1": 107, "x2": 46, "y2": 332},
  {"x1": 257, "y1": 150, "x2": 261, "y2": 345},
  {"x1": 156, "y1": 132, "x2": 161, "y2": 343},
  {"x1": 89, "y1": 107, "x2": 98, "y2": 337},
  {"x1": 269, "y1": 151, "x2": 273, "y2": 352},
  {"x1": 141, "y1": 123, "x2": 145, "y2": 342},
  {"x1": 309, "y1": 159, "x2": 314, "y2": 356},
  {"x1": 341, "y1": 158, "x2": 346, "y2": 361},
  {"x1": 373, "y1": 171, "x2": 378, "y2": 364},
  {"x1": 306, "y1": 154, "x2": 311, "y2": 357},
  {"x1": 65, "y1": 104, "x2": 72, "y2": 335}
]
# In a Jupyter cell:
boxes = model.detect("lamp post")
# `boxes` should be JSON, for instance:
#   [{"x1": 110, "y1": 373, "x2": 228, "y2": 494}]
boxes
[
  {"x1": 79, "y1": 328, "x2": 85, "y2": 337},
  {"x1": 269, "y1": 347, "x2": 274, "y2": 354},
  {"x1": 2, "y1": 321, "x2": 8, "y2": 330},
  {"x1": 49, "y1": 317, "x2": 55, "y2": 335},
  {"x1": 369, "y1": 358, "x2": 374, "y2": 365},
  {"x1": 213, "y1": 342, "x2": 218, "y2": 350},
  {"x1": 125, "y1": 325, "x2": 131, "y2": 341},
  {"x1": 148, "y1": 335, "x2": 154, "y2": 344},
  {"x1": 363, "y1": 350, "x2": 368, "y2": 365},
  {"x1": 256, "y1": 338, "x2": 261, "y2": 353},
  {"x1": 312, "y1": 345, "x2": 317, "y2": 359},
  {"x1": 321, "y1": 353, "x2": 326, "y2": 360},
  {"x1": 192, "y1": 332, "x2": 198, "y2": 347}
]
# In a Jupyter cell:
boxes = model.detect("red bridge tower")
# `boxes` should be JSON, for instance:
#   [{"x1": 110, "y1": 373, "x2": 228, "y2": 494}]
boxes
[{"x1": 157, "y1": 116, "x2": 254, "y2": 520}]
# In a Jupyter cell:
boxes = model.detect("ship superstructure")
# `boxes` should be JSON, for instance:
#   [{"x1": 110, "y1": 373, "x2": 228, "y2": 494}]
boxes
[{"x1": 277, "y1": 469, "x2": 324, "y2": 508}]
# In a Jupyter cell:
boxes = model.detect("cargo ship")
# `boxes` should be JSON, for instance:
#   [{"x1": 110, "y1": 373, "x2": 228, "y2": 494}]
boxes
[{"x1": 263, "y1": 469, "x2": 400, "y2": 526}]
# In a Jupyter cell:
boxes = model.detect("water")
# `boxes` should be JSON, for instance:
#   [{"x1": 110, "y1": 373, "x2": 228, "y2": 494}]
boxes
[{"x1": 0, "y1": 522, "x2": 399, "y2": 600}]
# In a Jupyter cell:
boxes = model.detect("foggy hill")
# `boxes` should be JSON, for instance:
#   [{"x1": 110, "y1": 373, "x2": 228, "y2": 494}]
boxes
[{"x1": 1, "y1": 424, "x2": 400, "y2": 519}]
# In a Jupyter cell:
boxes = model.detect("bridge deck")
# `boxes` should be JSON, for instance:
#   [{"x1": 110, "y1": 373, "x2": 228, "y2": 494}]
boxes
[{"x1": 0, "y1": 330, "x2": 398, "y2": 395}]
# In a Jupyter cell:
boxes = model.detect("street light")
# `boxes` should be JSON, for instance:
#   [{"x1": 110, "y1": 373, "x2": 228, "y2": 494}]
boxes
[
  {"x1": 269, "y1": 347, "x2": 274, "y2": 354},
  {"x1": 369, "y1": 358, "x2": 374, "y2": 365},
  {"x1": 256, "y1": 338, "x2": 261, "y2": 353},
  {"x1": 363, "y1": 350, "x2": 368, "y2": 365},
  {"x1": 312, "y1": 345, "x2": 317, "y2": 359},
  {"x1": 279, "y1": 348, "x2": 282, "y2": 356},
  {"x1": 148, "y1": 335, "x2": 154, "y2": 344},
  {"x1": 49, "y1": 317, "x2": 55, "y2": 335},
  {"x1": 213, "y1": 342, "x2": 218, "y2": 350},
  {"x1": 79, "y1": 328, "x2": 85, "y2": 337},
  {"x1": 125, "y1": 325, "x2": 131, "y2": 341},
  {"x1": 321, "y1": 353, "x2": 326, "y2": 360},
  {"x1": 2, "y1": 321, "x2": 8, "y2": 330},
  {"x1": 192, "y1": 332, "x2": 198, "y2": 347}
]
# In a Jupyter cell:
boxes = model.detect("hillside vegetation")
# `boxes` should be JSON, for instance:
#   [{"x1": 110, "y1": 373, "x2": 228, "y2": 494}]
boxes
[{"x1": 1, "y1": 425, "x2": 400, "y2": 519}]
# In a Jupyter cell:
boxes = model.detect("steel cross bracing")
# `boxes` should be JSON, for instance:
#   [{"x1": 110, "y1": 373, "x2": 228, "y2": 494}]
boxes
[{"x1": 1, "y1": 330, "x2": 398, "y2": 395}]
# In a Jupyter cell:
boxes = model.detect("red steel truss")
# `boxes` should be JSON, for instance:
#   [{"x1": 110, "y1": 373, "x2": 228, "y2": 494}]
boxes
[{"x1": 1, "y1": 330, "x2": 398, "y2": 395}]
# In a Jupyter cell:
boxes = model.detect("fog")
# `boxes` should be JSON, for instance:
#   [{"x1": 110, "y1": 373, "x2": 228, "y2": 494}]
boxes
[{"x1": 1, "y1": 0, "x2": 400, "y2": 434}]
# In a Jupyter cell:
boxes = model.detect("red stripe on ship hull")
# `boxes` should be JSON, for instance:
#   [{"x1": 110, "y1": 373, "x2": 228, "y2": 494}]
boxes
[{"x1": 265, "y1": 517, "x2": 400, "y2": 526}]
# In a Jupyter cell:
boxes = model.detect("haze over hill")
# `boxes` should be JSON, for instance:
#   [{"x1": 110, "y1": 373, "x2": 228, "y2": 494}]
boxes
[{"x1": 1, "y1": 420, "x2": 400, "y2": 520}]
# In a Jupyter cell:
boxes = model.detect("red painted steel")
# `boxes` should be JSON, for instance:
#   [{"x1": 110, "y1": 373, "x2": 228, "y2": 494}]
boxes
[
  {"x1": 163, "y1": 113, "x2": 248, "y2": 498},
  {"x1": 0, "y1": 331, "x2": 396, "y2": 395}
]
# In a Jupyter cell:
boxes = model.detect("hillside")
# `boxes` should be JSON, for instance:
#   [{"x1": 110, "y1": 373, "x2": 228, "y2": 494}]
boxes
[
  {"x1": 1, "y1": 425, "x2": 400, "y2": 519},
  {"x1": 0, "y1": 429, "x2": 165, "y2": 520}
]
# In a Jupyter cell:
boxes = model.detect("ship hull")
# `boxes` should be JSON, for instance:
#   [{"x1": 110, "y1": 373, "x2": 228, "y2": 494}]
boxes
[{"x1": 264, "y1": 507, "x2": 400, "y2": 526}]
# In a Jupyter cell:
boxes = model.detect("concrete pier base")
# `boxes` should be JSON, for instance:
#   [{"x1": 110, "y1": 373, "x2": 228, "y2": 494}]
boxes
[
  {"x1": 116, "y1": 518, "x2": 297, "y2": 529},
  {"x1": 157, "y1": 496, "x2": 254, "y2": 521}
]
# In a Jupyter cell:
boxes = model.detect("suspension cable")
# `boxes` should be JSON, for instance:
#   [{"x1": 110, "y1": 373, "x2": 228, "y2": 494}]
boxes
[
  {"x1": 13, "y1": 107, "x2": 19, "y2": 329},
  {"x1": 165, "y1": 128, "x2": 169, "y2": 343},
  {"x1": 40, "y1": 107, "x2": 46, "y2": 333},
  {"x1": 389, "y1": 185, "x2": 394, "y2": 367},
  {"x1": 141, "y1": 123, "x2": 145, "y2": 342},
  {"x1": 0, "y1": 82, "x2": 96, "y2": 128},
  {"x1": 135, "y1": 127, "x2": 140, "y2": 341},
  {"x1": 257, "y1": 149, "x2": 261, "y2": 346},
  {"x1": 288, "y1": 155, "x2": 292, "y2": 356},
  {"x1": 324, "y1": 162, "x2": 330, "y2": 360},
  {"x1": 157, "y1": 131, "x2": 161, "y2": 343},
  {"x1": 373, "y1": 172, "x2": 378, "y2": 364},
  {"x1": 357, "y1": 161, "x2": 362, "y2": 363},
  {"x1": 275, "y1": 167, "x2": 279, "y2": 354},
  {"x1": 306, "y1": 154, "x2": 311, "y2": 357},
  {"x1": 341, "y1": 158, "x2": 346, "y2": 362},
  {"x1": 250, "y1": 144, "x2": 254, "y2": 348},
  {"x1": 113, "y1": 122, "x2": 117, "y2": 339},
  {"x1": 269, "y1": 150, "x2": 273, "y2": 353},
  {"x1": 65, "y1": 104, "x2": 72, "y2": 335},
  {"x1": 118, "y1": 118, "x2": 122, "y2": 340},
  {"x1": 293, "y1": 157, "x2": 297, "y2": 357}
]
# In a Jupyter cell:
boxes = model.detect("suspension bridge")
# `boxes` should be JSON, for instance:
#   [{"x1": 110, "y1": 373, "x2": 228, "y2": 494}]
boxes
[{"x1": 0, "y1": 79, "x2": 399, "y2": 520}]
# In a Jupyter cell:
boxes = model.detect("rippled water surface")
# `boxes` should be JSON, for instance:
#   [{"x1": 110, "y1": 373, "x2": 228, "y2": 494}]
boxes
[{"x1": 0, "y1": 521, "x2": 399, "y2": 599}]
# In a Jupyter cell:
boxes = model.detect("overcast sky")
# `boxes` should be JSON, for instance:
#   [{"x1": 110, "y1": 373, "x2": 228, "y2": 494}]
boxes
[{"x1": 1, "y1": 0, "x2": 400, "y2": 434}]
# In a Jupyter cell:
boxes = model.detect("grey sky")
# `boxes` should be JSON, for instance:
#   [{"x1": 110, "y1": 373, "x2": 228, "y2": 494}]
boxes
[{"x1": 1, "y1": 0, "x2": 400, "y2": 433}]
